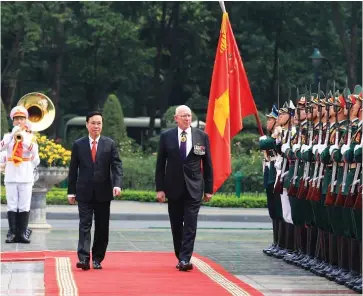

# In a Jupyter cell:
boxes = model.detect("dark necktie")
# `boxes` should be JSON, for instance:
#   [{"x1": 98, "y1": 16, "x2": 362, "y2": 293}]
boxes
[{"x1": 180, "y1": 131, "x2": 187, "y2": 160}]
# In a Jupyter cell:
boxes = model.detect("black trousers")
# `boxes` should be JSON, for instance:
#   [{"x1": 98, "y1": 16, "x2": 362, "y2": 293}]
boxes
[
  {"x1": 168, "y1": 185, "x2": 201, "y2": 262},
  {"x1": 77, "y1": 197, "x2": 111, "y2": 263}
]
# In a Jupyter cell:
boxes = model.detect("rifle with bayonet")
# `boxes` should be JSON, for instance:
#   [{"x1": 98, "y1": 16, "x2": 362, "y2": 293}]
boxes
[
  {"x1": 335, "y1": 89, "x2": 352, "y2": 206},
  {"x1": 288, "y1": 88, "x2": 302, "y2": 196},
  {"x1": 297, "y1": 87, "x2": 313, "y2": 199},
  {"x1": 274, "y1": 94, "x2": 293, "y2": 194},
  {"x1": 313, "y1": 89, "x2": 332, "y2": 201},
  {"x1": 325, "y1": 90, "x2": 340, "y2": 206},
  {"x1": 345, "y1": 123, "x2": 363, "y2": 208},
  {"x1": 307, "y1": 85, "x2": 323, "y2": 200}
]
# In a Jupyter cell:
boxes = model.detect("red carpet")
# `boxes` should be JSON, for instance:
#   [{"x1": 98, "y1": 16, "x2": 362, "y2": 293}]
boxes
[{"x1": 1, "y1": 251, "x2": 263, "y2": 296}]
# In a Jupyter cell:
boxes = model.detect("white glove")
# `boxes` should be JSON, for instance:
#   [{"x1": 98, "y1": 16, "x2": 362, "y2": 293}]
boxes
[
  {"x1": 11, "y1": 125, "x2": 22, "y2": 135},
  {"x1": 274, "y1": 155, "x2": 282, "y2": 170},
  {"x1": 318, "y1": 144, "x2": 327, "y2": 154},
  {"x1": 341, "y1": 144, "x2": 350, "y2": 155},
  {"x1": 329, "y1": 144, "x2": 339, "y2": 155},
  {"x1": 292, "y1": 144, "x2": 301, "y2": 153},
  {"x1": 312, "y1": 145, "x2": 319, "y2": 155},
  {"x1": 354, "y1": 143, "x2": 362, "y2": 152},
  {"x1": 281, "y1": 143, "x2": 290, "y2": 154},
  {"x1": 259, "y1": 135, "x2": 267, "y2": 141},
  {"x1": 301, "y1": 144, "x2": 310, "y2": 153}
]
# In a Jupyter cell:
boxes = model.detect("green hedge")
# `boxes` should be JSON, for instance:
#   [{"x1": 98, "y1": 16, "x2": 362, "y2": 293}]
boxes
[{"x1": 0, "y1": 187, "x2": 267, "y2": 208}]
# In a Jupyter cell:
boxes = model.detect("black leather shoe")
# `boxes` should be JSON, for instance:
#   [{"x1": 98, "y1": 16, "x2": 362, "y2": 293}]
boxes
[
  {"x1": 76, "y1": 260, "x2": 90, "y2": 270},
  {"x1": 176, "y1": 262, "x2": 180, "y2": 269},
  {"x1": 178, "y1": 260, "x2": 193, "y2": 272},
  {"x1": 93, "y1": 261, "x2": 102, "y2": 269}
]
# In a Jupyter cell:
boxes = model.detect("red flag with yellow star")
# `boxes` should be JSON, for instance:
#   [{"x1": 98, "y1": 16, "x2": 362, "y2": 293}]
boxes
[{"x1": 205, "y1": 13, "x2": 261, "y2": 193}]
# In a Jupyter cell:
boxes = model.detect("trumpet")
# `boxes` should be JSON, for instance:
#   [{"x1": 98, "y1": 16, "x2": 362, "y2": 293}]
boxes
[{"x1": 14, "y1": 131, "x2": 24, "y2": 142}]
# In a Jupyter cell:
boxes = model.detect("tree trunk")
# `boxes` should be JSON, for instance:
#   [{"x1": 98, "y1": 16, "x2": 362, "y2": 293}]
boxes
[
  {"x1": 147, "y1": 2, "x2": 167, "y2": 140},
  {"x1": 159, "y1": 2, "x2": 180, "y2": 129}
]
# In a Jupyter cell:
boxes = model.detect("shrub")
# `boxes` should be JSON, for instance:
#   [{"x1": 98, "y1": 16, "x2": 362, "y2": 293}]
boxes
[
  {"x1": 66, "y1": 127, "x2": 86, "y2": 149},
  {"x1": 102, "y1": 94, "x2": 127, "y2": 146},
  {"x1": 232, "y1": 132, "x2": 260, "y2": 156},
  {"x1": 122, "y1": 156, "x2": 157, "y2": 190},
  {"x1": 217, "y1": 150, "x2": 264, "y2": 193},
  {"x1": 242, "y1": 111, "x2": 267, "y2": 134}
]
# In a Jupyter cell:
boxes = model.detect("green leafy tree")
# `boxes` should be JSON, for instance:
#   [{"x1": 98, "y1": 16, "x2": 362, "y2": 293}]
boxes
[
  {"x1": 1, "y1": 98, "x2": 9, "y2": 137},
  {"x1": 102, "y1": 94, "x2": 127, "y2": 146}
]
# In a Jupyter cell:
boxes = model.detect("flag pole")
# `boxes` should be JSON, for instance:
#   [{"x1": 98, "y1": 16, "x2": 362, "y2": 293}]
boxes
[
  {"x1": 218, "y1": 0, "x2": 264, "y2": 136},
  {"x1": 219, "y1": 1, "x2": 226, "y2": 13}
]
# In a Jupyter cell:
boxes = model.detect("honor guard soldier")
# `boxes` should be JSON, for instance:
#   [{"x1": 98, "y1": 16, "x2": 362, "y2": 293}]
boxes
[
  {"x1": 340, "y1": 85, "x2": 362, "y2": 293},
  {"x1": 298, "y1": 92, "x2": 323, "y2": 270},
  {"x1": 259, "y1": 105, "x2": 280, "y2": 255},
  {"x1": 285, "y1": 94, "x2": 309, "y2": 265},
  {"x1": 0, "y1": 106, "x2": 40, "y2": 243},
  {"x1": 319, "y1": 90, "x2": 348, "y2": 281},
  {"x1": 270, "y1": 102, "x2": 295, "y2": 259}
]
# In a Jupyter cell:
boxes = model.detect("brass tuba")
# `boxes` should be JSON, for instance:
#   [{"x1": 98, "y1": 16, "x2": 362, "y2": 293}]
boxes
[{"x1": 17, "y1": 92, "x2": 55, "y2": 132}]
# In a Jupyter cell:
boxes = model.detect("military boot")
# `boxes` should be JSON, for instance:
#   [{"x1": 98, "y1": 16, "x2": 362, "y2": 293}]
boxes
[
  {"x1": 17, "y1": 211, "x2": 31, "y2": 244},
  {"x1": 5, "y1": 211, "x2": 17, "y2": 243}
]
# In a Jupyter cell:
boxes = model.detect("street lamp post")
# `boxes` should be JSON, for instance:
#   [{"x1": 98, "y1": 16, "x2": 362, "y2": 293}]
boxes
[
  {"x1": 309, "y1": 48, "x2": 325, "y2": 86},
  {"x1": 309, "y1": 48, "x2": 332, "y2": 90}
]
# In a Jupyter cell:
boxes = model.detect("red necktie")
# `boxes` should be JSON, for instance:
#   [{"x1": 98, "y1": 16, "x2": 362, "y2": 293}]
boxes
[
  {"x1": 91, "y1": 141, "x2": 97, "y2": 162},
  {"x1": 12, "y1": 141, "x2": 23, "y2": 164}
]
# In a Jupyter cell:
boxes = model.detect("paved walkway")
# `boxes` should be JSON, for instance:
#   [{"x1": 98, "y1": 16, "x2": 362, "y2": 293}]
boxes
[
  {"x1": 1, "y1": 201, "x2": 271, "y2": 222},
  {"x1": 0, "y1": 215, "x2": 358, "y2": 296}
]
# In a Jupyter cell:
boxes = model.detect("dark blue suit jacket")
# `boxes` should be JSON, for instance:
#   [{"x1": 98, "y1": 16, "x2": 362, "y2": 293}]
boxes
[
  {"x1": 155, "y1": 127, "x2": 213, "y2": 200},
  {"x1": 67, "y1": 136, "x2": 123, "y2": 202}
]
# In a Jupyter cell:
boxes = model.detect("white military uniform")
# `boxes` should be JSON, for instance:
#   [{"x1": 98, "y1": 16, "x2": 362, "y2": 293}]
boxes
[{"x1": 1, "y1": 130, "x2": 40, "y2": 211}]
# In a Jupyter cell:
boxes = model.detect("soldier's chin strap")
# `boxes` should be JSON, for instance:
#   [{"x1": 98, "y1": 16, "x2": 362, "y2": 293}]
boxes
[{"x1": 269, "y1": 121, "x2": 276, "y2": 133}]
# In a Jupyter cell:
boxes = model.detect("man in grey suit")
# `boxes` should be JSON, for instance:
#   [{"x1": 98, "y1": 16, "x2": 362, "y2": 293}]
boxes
[
  {"x1": 155, "y1": 105, "x2": 214, "y2": 271},
  {"x1": 67, "y1": 111, "x2": 123, "y2": 270}
]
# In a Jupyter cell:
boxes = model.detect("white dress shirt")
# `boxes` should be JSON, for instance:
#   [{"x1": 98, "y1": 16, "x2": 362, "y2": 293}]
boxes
[
  {"x1": 178, "y1": 127, "x2": 192, "y2": 157},
  {"x1": 89, "y1": 135, "x2": 100, "y2": 149}
]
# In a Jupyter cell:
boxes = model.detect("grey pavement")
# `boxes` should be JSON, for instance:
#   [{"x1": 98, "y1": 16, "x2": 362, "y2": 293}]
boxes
[
  {"x1": 1, "y1": 201, "x2": 272, "y2": 222},
  {"x1": 0, "y1": 216, "x2": 358, "y2": 296}
]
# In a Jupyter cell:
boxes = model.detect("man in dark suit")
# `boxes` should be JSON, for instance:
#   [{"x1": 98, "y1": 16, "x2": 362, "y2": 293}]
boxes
[
  {"x1": 67, "y1": 111, "x2": 123, "y2": 270},
  {"x1": 155, "y1": 105, "x2": 214, "y2": 272}
]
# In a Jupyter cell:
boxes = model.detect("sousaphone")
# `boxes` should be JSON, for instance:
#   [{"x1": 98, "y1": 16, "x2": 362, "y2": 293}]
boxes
[{"x1": 17, "y1": 92, "x2": 55, "y2": 131}]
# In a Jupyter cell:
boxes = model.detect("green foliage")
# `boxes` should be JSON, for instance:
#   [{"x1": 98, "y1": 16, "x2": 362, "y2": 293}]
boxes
[
  {"x1": 218, "y1": 150, "x2": 264, "y2": 193},
  {"x1": 122, "y1": 156, "x2": 157, "y2": 190},
  {"x1": 1, "y1": 98, "x2": 9, "y2": 137},
  {"x1": 102, "y1": 94, "x2": 127, "y2": 146},
  {"x1": 119, "y1": 137, "x2": 143, "y2": 158},
  {"x1": 1, "y1": 187, "x2": 267, "y2": 208},
  {"x1": 143, "y1": 135, "x2": 161, "y2": 154},
  {"x1": 232, "y1": 133, "x2": 260, "y2": 156},
  {"x1": 242, "y1": 112, "x2": 267, "y2": 133},
  {"x1": 66, "y1": 127, "x2": 87, "y2": 149}
]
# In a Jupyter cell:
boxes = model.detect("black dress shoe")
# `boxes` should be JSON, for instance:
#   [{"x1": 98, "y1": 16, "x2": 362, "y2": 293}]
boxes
[
  {"x1": 76, "y1": 260, "x2": 90, "y2": 270},
  {"x1": 178, "y1": 260, "x2": 193, "y2": 272},
  {"x1": 93, "y1": 261, "x2": 102, "y2": 269},
  {"x1": 176, "y1": 262, "x2": 180, "y2": 269}
]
